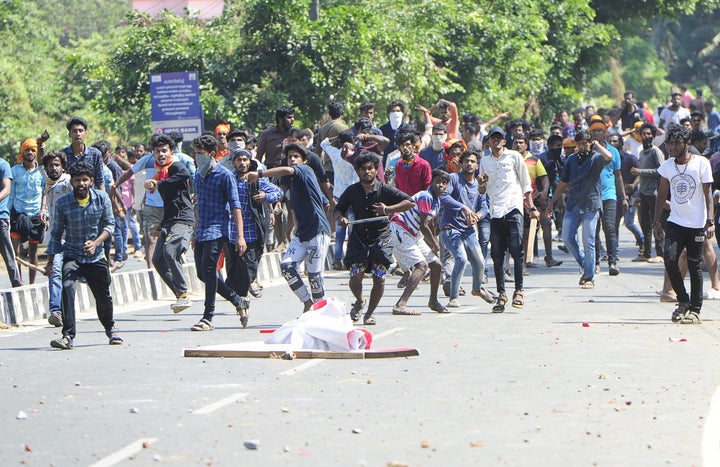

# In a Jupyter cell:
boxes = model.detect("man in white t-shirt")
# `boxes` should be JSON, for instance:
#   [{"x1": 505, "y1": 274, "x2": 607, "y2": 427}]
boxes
[
  {"x1": 658, "y1": 93, "x2": 691, "y2": 132},
  {"x1": 653, "y1": 124, "x2": 714, "y2": 324}
]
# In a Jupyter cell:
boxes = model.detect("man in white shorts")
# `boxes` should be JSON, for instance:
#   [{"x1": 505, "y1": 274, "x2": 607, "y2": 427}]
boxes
[
  {"x1": 247, "y1": 143, "x2": 331, "y2": 312},
  {"x1": 388, "y1": 169, "x2": 449, "y2": 314}
]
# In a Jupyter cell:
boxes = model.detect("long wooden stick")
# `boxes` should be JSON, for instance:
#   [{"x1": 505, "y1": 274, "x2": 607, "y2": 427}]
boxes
[{"x1": 16, "y1": 257, "x2": 46, "y2": 274}]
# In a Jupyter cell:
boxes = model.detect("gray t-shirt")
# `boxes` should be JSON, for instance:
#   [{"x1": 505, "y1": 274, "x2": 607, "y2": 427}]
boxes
[{"x1": 637, "y1": 146, "x2": 665, "y2": 197}]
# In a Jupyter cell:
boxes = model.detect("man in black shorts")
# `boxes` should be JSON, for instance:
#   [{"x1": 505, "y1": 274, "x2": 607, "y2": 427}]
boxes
[{"x1": 334, "y1": 151, "x2": 415, "y2": 325}]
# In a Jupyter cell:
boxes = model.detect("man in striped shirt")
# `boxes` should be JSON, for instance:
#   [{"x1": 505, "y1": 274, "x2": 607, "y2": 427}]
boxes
[{"x1": 388, "y1": 169, "x2": 449, "y2": 314}]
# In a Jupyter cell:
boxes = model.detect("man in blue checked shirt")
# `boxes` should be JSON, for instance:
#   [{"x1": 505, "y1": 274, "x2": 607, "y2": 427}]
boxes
[
  {"x1": 44, "y1": 162, "x2": 122, "y2": 350},
  {"x1": 224, "y1": 149, "x2": 283, "y2": 326},
  {"x1": 190, "y1": 134, "x2": 248, "y2": 332}
]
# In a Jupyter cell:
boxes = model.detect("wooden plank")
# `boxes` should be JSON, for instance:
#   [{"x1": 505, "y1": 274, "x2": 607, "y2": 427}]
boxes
[
  {"x1": 525, "y1": 216, "x2": 538, "y2": 264},
  {"x1": 184, "y1": 346, "x2": 419, "y2": 359}
]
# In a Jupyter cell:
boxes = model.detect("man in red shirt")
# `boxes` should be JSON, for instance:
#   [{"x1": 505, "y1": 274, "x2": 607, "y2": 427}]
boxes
[{"x1": 394, "y1": 132, "x2": 432, "y2": 196}]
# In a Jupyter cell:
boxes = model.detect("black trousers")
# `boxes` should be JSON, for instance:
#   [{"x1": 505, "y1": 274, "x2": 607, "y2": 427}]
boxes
[{"x1": 61, "y1": 258, "x2": 114, "y2": 339}]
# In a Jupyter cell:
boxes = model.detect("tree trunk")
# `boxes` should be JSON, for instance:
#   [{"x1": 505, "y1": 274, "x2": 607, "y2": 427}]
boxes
[{"x1": 309, "y1": 0, "x2": 319, "y2": 20}]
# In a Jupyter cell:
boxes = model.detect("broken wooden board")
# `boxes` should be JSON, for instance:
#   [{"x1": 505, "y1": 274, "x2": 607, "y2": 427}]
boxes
[{"x1": 184, "y1": 341, "x2": 419, "y2": 359}]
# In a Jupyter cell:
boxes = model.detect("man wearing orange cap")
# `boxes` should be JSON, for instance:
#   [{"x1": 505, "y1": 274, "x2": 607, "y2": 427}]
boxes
[
  {"x1": 8, "y1": 137, "x2": 47, "y2": 284},
  {"x1": 214, "y1": 121, "x2": 231, "y2": 161}
]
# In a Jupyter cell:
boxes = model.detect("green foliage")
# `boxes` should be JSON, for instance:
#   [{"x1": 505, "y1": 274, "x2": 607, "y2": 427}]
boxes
[{"x1": 0, "y1": 0, "x2": 719, "y2": 162}]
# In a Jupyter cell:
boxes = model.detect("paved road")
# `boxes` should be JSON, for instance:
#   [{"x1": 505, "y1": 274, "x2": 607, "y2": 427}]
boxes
[{"x1": 1, "y1": 237, "x2": 719, "y2": 466}]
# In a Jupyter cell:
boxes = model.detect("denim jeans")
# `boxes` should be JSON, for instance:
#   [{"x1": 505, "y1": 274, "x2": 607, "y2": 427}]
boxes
[
  {"x1": 113, "y1": 217, "x2": 128, "y2": 261},
  {"x1": 48, "y1": 252, "x2": 63, "y2": 312},
  {"x1": 664, "y1": 221, "x2": 704, "y2": 311},
  {"x1": 489, "y1": 209, "x2": 524, "y2": 293},
  {"x1": 595, "y1": 199, "x2": 618, "y2": 264},
  {"x1": 125, "y1": 209, "x2": 142, "y2": 251},
  {"x1": 477, "y1": 218, "x2": 490, "y2": 275},
  {"x1": 441, "y1": 228, "x2": 486, "y2": 299},
  {"x1": 616, "y1": 201, "x2": 643, "y2": 245},
  {"x1": 562, "y1": 207, "x2": 600, "y2": 280},
  {"x1": 0, "y1": 219, "x2": 21, "y2": 287}
]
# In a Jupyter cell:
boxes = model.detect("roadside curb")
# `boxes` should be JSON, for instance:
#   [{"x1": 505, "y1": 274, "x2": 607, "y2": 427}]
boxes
[{"x1": 0, "y1": 251, "x2": 286, "y2": 325}]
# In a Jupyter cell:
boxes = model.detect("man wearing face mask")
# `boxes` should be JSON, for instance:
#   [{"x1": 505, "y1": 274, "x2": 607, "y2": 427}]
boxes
[
  {"x1": 588, "y1": 115, "x2": 624, "y2": 276},
  {"x1": 189, "y1": 134, "x2": 248, "y2": 332},
  {"x1": 607, "y1": 133, "x2": 644, "y2": 256},
  {"x1": 546, "y1": 130, "x2": 613, "y2": 289},
  {"x1": 537, "y1": 134, "x2": 565, "y2": 267},
  {"x1": 420, "y1": 123, "x2": 449, "y2": 170},
  {"x1": 394, "y1": 133, "x2": 432, "y2": 196},
  {"x1": 630, "y1": 123, "x2": 666, "y2": 262},
  {"x1": 380, "y1": 100, "x2": 406, "y2": 159},
  {"x1": 218, "y1": 129, "x2": 250, "y2": 172},
  {"x1": 226, "y1": 149, "x2": 283, "y2": 325},
  {"x1": 42, "y1": 150, "x2": 72, "y2": 326},
  {"x1": 528, "y1": 130, "x2": 548, "y2": 157}
]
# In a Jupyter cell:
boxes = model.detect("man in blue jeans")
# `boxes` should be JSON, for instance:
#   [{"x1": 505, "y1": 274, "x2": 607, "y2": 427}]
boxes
[
  {"x1": 43, "y1": 151, "x2": 72, "y2": 327},
  {"x1": 479, "y1": 127, "x2": 538, "y2": 313},
  {"x1": 588, "y1": 115, "x2": 625, "y2": 276},
  {"x1": 546, "y1": 130, "x2": 613, "y2": 289},
  {"x1": 0, "y1": 152, "x2": 21, "y2": 288},
  {"x1": 439, "y1": 151, "x2": 494, "y2": 309}
]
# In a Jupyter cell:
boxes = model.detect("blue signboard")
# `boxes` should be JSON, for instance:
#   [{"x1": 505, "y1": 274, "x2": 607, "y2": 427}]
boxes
[{"x1": 149, "y1": 71, "x2": 203, "y2": 140}]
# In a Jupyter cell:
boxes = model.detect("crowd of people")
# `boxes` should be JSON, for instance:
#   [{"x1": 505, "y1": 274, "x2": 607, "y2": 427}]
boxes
[{"x1": 2, "y1": 86, "x2": 720, "y2": 349}]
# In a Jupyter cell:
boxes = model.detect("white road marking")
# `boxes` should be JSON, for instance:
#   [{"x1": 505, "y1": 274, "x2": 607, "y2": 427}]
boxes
[
  {"x1": 279, "y1": 359, "x2": 326, "y2": 376},
  {"x1": 192, "y1": 392, "x2": 249, "y2": 415},
  {"x1": 88, "y1": 437, "x2": 157, "y2": 467},
  {"x1": 279, "y1": 327, "x2": 405, "y2": 376},
  {"x1": 702, "y1": 385, "x2": 720, "y2": 466}
]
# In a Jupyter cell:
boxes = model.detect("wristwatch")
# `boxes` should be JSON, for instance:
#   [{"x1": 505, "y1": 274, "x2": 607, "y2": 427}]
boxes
[
  {"x1": 529, "y1": 206, "x2": 538, "y2": 212},
  {"x1": 258, "y1": 169, "x2": 264, "y2": 178},
  {"x1": 706, "y1": 219, "x2": 714, "y2": 227}
]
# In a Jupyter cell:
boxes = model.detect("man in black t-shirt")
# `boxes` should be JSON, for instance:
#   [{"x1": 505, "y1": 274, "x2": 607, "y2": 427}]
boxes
[
  {"x1": 334, "y1": 151, "x2": 414, "y2": 325},
  {"x1": 143, "y1": 134, "x2": 195, "y2": 313}
]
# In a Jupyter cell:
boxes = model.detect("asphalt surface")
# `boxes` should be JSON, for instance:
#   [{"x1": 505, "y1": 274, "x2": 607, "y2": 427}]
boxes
[{"x1": 1, "y1": 235, "x2": 720, "y2": 466}]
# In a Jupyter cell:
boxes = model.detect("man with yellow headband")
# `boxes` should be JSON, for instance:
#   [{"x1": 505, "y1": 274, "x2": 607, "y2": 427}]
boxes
[{"x1": 622, "y1": 121, "x2": 645, "y2": 157}]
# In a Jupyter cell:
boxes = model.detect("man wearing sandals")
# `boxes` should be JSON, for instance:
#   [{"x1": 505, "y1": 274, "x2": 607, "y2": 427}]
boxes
[
  {"x1": 439, "y1": 150, "x2": 495, "y2": 309},
  {"x1": 654, "y1": 124, "x2": 714, "y2": 325},
  {"x1": 190, "y1": 135, "x2": 248, "y2": 332},
  {"x1": 479, "y1": 127, "x2": 539, "y2": 312},
  {"x1": 45, "y1": 162, "x2": 122, "y2": 349},
  {"x1": 142, "y1": 133, "x2": 195, "y2": 315},
  {"x1": 545, "y1": 130, "x2": 614, "y2": 290},
  {"x1": 334, "y1": 151, "x2": 414, "y2": 325},
  {"x1": 387, "y1": 169, "x2": 449, "y2": 315}
]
